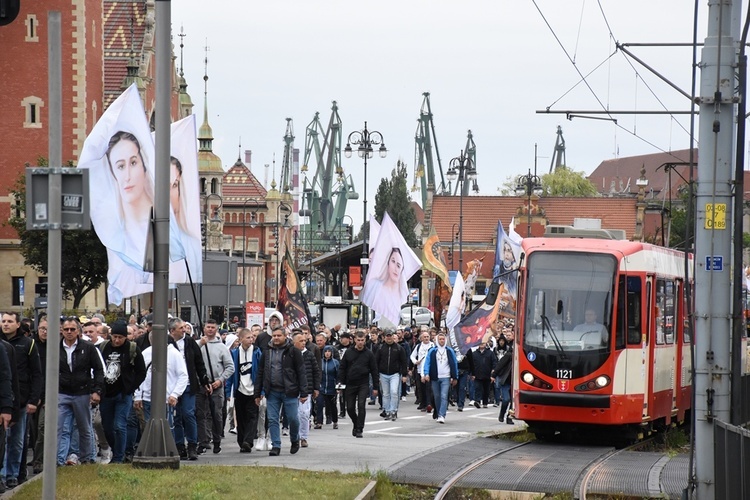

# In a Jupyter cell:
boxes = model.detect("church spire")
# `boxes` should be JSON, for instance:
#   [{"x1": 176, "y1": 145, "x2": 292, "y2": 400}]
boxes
[
  {"x1": 177, "y1": 25, "x2": 193, "y2": 117},
  {"x1": 198, "y1": 41, "x2": 214, "y2": 152}
]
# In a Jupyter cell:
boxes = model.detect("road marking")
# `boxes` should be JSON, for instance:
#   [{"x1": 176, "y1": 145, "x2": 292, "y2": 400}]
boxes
[
  {"x1": 364, "y1": 420, "x2": 396, "y2": 426},
  {"x1": 367, "y1": 428, "x2": 471, "y2": 437},
  {"x1": 400, "y1": 416, "x2": 424, "y2": 420},
  {"x1": 468, "y1": 412, "x2": 496, "y2": 418}
]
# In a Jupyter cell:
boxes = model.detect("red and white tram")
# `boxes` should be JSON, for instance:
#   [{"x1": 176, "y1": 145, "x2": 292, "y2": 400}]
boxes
[{"x1": 513, "y1": 235, "x2": 693, "y2": 441}]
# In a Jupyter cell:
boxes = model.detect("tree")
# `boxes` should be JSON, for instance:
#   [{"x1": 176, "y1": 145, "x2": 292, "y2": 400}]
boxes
[
  {"x1": 541, "y1": 166, "x2": 599, "y2": 197},
  {"x1": 7, "y1": 162, "x2": 109, "y2": 309},
  {"x1": 498, "y1": 166, "x2": 599, "y2": 197},
  {"x1": 368, "y1": 160, "x2": 419, "y2": 248}
]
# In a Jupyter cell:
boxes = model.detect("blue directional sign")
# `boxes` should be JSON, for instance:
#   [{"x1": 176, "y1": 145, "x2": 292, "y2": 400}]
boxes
[{"x1": 705, "y1": 256, "x2": 723, "y2": 271}]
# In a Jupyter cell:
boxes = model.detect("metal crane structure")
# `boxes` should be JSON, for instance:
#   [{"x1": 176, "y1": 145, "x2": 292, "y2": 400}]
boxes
[
  {"x1": 280, "y1": 117, "x2": 294, "y2": 195},
  {"x1": 413, "y1": 92, "x2": 447, "y2": 208},
  {"x1": 300, "y1": 101, "x2": 357, "y2": 253},
  {"x1": 549, "y1": 125, "x2": 566, "y2": 173}
]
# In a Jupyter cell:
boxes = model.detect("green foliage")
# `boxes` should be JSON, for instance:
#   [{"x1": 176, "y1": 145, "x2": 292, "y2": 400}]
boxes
[
  {"x1": 498, "y1": 166, "x2": 598, "y2": 198},
  {"x1": 371, "y1": 160, "x2": 419, "y2": 248},
  {"x1": 667, "y1": 187, "x2": 693, "y2": 251},
  {"x1": 6, "y1": 164, "x2": 108, "y2": 309},
  {"x1": 541, "y1": 166, "x2": 598, "y2": 197}
]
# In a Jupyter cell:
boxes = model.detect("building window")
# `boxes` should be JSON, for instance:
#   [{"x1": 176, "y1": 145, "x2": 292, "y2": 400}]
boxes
[
  {"x1": 21, "y1": 96, "x2": 44, "y2": 128},
  {"x1": 211, "y1": 178, "x2": 218, "y2": 194},
  {"x1": 12, "y1": 193, "x2": 23, "y2": 219},
  {"x1": 11, "y1": 277, "x2": 25, "y2": 307},
  {"x1": 25, "y1": 15, "x2": 39, "y2": 42},
  {"x1": 200, "y1": 177, "x2": 206, "y2": 194}
]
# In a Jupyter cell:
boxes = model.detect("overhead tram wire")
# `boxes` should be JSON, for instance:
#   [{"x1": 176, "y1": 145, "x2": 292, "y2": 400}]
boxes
[
  {"x1": 532, "y1": 0, "x2": 696, "y2": 162},
  {"x1": 596, "y1": 0, "x2": 692, "y2": 138},
  {"x1": 572, "y1": 0, "x2": 587, "y2": 64}
]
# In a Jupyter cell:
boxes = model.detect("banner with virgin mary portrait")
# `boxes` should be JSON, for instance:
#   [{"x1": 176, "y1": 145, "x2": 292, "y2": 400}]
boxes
[
  {"x1": 78, "y1": 84, "x2": 193, "y2": 304},
  {"x1": 360, "y1": 212, "x2": 421, "y2": 326}
]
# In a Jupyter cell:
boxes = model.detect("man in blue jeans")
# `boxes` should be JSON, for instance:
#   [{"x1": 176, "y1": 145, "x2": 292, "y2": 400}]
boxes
[
  {"x1": 56, "y1": 318, "x2": 104, "y2": 467},
  {"x1": 169, "y1": 317, "x2": 211, "y2": 460},
  {"x1": 254, "y1": 327, "x2": 308, "y2": 456},
  {"x1": 1, "y1": 312, "x2": 41, "y2": 489},
  {"x1": 423, "y1": 332, "x2": 458, "y2": 424},
  {"x1": 98, "y1": 321, "x2": 146, "y2": 463},
  {"x1": 374, "y1": 331, "x2": 408, "y2": 421}
]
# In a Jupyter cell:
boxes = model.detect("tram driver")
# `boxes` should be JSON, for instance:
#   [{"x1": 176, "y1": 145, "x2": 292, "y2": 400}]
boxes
[{"x1": 573, "y1": 309, "x2": 608, "y2": 346}]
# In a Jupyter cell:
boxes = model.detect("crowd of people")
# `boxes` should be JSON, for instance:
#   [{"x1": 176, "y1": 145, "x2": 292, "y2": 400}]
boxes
[{"x1": 0, "y1": 309, "x2": 516, "y2": 491}]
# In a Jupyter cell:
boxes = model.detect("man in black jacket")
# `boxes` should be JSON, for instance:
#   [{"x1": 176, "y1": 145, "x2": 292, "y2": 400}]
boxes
[
  {"x1": 375, "y1": 330, "x2": 408, "y2": 421},
  {"x1": 56, "y1": 318, "x2": 104, "y2": 466},
  {"x1": 254, "y1": 327, "x2": 307, "y2": 456},
  {"x1": 98, "y1": 321, "x2": 147, "y2": 463},
  {"x1": 0, "y1": 339, "x2": 17, "y2": 493},
  {"x1": 29, "y1": 318, "x2": 48, "y2": 474},
  {"x1": 1, "y1": 312, "x2": 41, "y2": 489},
  {"x1": 338, "y1": 331, "x2": 378, "y2": 438},
  {"x1": 169, "y1": 317, "x2": 211, "y2": 460}
]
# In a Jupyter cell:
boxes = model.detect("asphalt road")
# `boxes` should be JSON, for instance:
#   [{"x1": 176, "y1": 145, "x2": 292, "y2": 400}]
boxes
[{"x1": 191, "y1": 398, "x2": 520, "y2": 473}]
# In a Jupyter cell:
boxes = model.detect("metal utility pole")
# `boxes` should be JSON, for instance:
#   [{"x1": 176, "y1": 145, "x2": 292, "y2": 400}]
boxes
[
  {"x1": 693, "y1": 0, "x2": 740, "y2": 497},
  {"x1": 133, "y1": 0, "x2": 178, "y2": 468},
  {"x1": 42, "y1": 12, "x2": 62, "y2": 498}
]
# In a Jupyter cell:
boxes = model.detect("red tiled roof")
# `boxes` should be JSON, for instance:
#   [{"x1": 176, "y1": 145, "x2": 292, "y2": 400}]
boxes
[
  {"x1": 103, "y1": 1, "x2": 149, "y2": 108},
  {"x1": 588, "y1": 149, "x2": 696, "y2": 200},
  {"x1": 221, "y1": 158, "x2": 267, "y2": 206},
  {"x1": 411, "y1": 201, "x2": 424, "y2": 224},
  {"x1": 430, "y1": 195, "x2": 638, "y2": 243}
]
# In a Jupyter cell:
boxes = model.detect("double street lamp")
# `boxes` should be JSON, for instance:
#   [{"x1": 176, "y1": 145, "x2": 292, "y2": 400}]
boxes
[
  {"x1": 200, "y1": 193, "x2": 223, "y2": 326},
  {"x1": 344, "y1": 122, "x2": 387, "y2": 326},
  {"x1": 515, "y1": 169, "x2": 543, "y2": 237},
  {"x1": 446, "y1": 150, "x2": 476, "y2": 272}
]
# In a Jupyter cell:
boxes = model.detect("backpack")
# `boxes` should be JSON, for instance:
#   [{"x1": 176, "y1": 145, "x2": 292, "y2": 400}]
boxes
[{"x1": 98, "y1": 340, "x2": 138, "y2": 366}]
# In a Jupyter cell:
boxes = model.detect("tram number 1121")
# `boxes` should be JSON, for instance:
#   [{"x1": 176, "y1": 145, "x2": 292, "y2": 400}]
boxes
[{"x1": 556, "y1": 369, "x2": 573, "y2": 379}]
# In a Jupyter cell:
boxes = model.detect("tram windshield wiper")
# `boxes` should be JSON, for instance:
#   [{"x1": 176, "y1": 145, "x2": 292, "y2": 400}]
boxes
[{"x1": 540, "y1": 313, "x2": 567, "y2": 360}]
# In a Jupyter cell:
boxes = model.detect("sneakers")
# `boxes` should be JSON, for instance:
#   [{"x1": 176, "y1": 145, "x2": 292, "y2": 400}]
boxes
[
  {"x1": 437, "y1": 416, "x2": 445, "y2": 424},
  {"x1": 482, "y1": 404, "x2": 488, "y2": 408},
  {"x1": 100, "y1": 448, "x2": 113, "y2": 464},
  {"x1": 290, "y1": 441, "x2": 300, "y2": 454},
  {"x1": 380, "y1": 410, "x2": 388, "y2": 418},
  {"x1": 506, "y1": 417, "x2": 514, "y2": 425},
  {"x1": 240, "y1": 442, "x2": 253, "y2": 453},
  {"x1": 229, "y1": 427, "x2": 237, "y2": 434},
  {"x1": 269, "y1": 447, "x2": 280, "y2": 456},
  {"x1": 187, "y1": 443, "x2": 199, "y2": 460},
  {"x1": 339, "y1": 411, "x2": 346, "y2": 418},
  {"x1": 391, "y1": 412, "x2": 398, "y2": 421},
  {"x1": 367, "y1": 400, "x2": 375, "y2": 405},
  {"x1": 282, "y1": 428, "x2": 289, "y2": 436},
  {"x1": 5, "y1": 478, "x2": 18, "y2": 488},
  {"x1": 401, "y1": 396, "x2": 406, "y2": 401},
  {"x1": 473, "y1": 401, "x2": 481, "y2": 409},
  {"x1": 213, "y1": 442, "x2": 221, "y2": 454},
  {"x1": 300, "y1": 439, "x2": 308, "y2": 448},
  {"x1": 333, "y1": 422, "x2": 339, "y2": 429},
  {"x1": 426, "y1": 404, "x2": 433, "y2": 413},
  {"x1": 457, "y1": 407, "x2": 464, "y2": 412},
  {"x1": 355, "y1": 429, "x2": 363, "y2": 438},
  {"x1": 65, "y1": 453, "x2": 79, "y2": 466},
  {"x1": 314, "y1": 423, "x2": 322, "y2": 429},
  {"x1": 177, "y1": 445, "x2": 188, "y2": 461}
]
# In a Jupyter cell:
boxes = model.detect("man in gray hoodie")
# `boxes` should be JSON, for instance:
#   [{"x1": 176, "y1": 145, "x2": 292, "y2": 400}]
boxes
[{"x1": 196, "y1": 319, "x2": 234, "y2": 454}]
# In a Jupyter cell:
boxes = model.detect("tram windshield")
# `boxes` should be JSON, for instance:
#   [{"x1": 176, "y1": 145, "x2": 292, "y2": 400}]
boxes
[{"x1": 523, "y1": 252, "x2": 616, "y2": 353}]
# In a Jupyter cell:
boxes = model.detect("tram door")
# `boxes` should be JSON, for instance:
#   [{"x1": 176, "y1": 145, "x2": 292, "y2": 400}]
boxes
[{"x1": 643, "y1": 275, "x2": 654, "y2": 420}]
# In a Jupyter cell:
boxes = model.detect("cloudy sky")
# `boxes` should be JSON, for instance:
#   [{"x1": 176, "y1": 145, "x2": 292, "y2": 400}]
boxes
[{"x1": 172, "y1": 0, "x2": 715, "y2": 228}]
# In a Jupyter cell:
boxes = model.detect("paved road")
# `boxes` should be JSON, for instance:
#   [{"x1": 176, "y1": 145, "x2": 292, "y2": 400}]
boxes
[{"x1": 192, "y1": 399, "x2": 520, "y2": 474}]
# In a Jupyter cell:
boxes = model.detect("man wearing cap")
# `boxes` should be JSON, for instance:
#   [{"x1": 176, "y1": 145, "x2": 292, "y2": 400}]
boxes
[
  {"x1": 98, "y1": 321, "x2": 147, "y2": 463},
  {"x1": 336, "y1": 332, "x2": 352, "y2": 417}
]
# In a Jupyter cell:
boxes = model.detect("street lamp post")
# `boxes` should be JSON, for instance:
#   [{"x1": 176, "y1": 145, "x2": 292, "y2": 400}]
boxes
[
  {"x1": 338, "y1": 214, "x2": 354, "y2": 244},
  {"x1": 446, "y1": 150, "x2": 476, "y2": 272},
  {"x1": 515, "y1": 168, "x2": 543, "y2": 237},
  {"x1": 307, "y1": 209, "x2": 325, "y2": 300},
  {"x1": 201, "y1": 193, "x2": 223, "y2": 327},
  {"x1": 345, "y1": 122, "x2": 387, "y2": 327},
  {"x1": 449, "y1": 223, "x2": 458, "y2": 271},
  {"x1": 330, "y1": 236, "x2": 342, "y2": 296}
]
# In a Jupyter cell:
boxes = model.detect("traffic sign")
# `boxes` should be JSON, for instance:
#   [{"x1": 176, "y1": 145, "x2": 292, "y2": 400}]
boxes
[{"x1": 705, "y1": 256, "x2": 723, "y2": 271}]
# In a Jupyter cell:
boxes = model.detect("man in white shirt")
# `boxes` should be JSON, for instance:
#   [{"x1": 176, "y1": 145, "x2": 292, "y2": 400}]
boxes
[
  {"x1": 134, "y1": 333, "x2": 189, "y2": 426},
  {"x1": 229, "y1": 328, "x2": 261, "y2": 452},
  {"x1": 409, "y1": 332, "x2": 434, "y2": 412}
]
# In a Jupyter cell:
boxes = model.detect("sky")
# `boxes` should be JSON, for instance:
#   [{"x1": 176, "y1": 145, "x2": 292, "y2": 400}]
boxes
[{"x1": 171, "y1": 0, "x2": 716, "y2": 230}]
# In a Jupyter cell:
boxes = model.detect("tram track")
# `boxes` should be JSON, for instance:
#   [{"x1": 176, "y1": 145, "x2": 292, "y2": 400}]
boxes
[{"x1": 433, "y1": 441, "x2": 533, "y2": 500}]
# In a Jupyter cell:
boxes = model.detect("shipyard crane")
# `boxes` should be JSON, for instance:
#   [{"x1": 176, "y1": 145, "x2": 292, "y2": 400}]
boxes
[
  {"x1": 413, "y1": 92, "x2": 446, "y2": 208},
  {"x1": 549, "y1": 125, "x2": 566, "y2": 173},
  {"x1": 300, "y1": 101, "x2": 357, "y2": 244},
  {"x1": 280, "y1": 117, "x2": 294, "y2": 195}
]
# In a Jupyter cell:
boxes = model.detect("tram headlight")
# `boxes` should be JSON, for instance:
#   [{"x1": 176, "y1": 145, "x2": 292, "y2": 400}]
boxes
[
  {"x1": 522, "y1": 372, "x2": 535, "y2": 384},
  {"x1": 595, "y1": 375, "x2": 610, "y2": 388}
]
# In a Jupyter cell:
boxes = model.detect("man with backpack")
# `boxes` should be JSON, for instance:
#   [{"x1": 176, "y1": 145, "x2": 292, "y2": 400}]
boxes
[{"x1": 98, "y1": 321, "x2": 147, "y2": 464}]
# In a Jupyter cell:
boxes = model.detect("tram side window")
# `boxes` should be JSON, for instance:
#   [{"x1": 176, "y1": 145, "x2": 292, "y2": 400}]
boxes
[
  {"x1": 683, "y1": 285, "x2": 692, "y2": 344},
  {"x1": 655, "y1": 279, "x2": 676, "y2": 345},
  {"x1": 626, "y1": 276, "x2": 642, "y2": 345}
]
